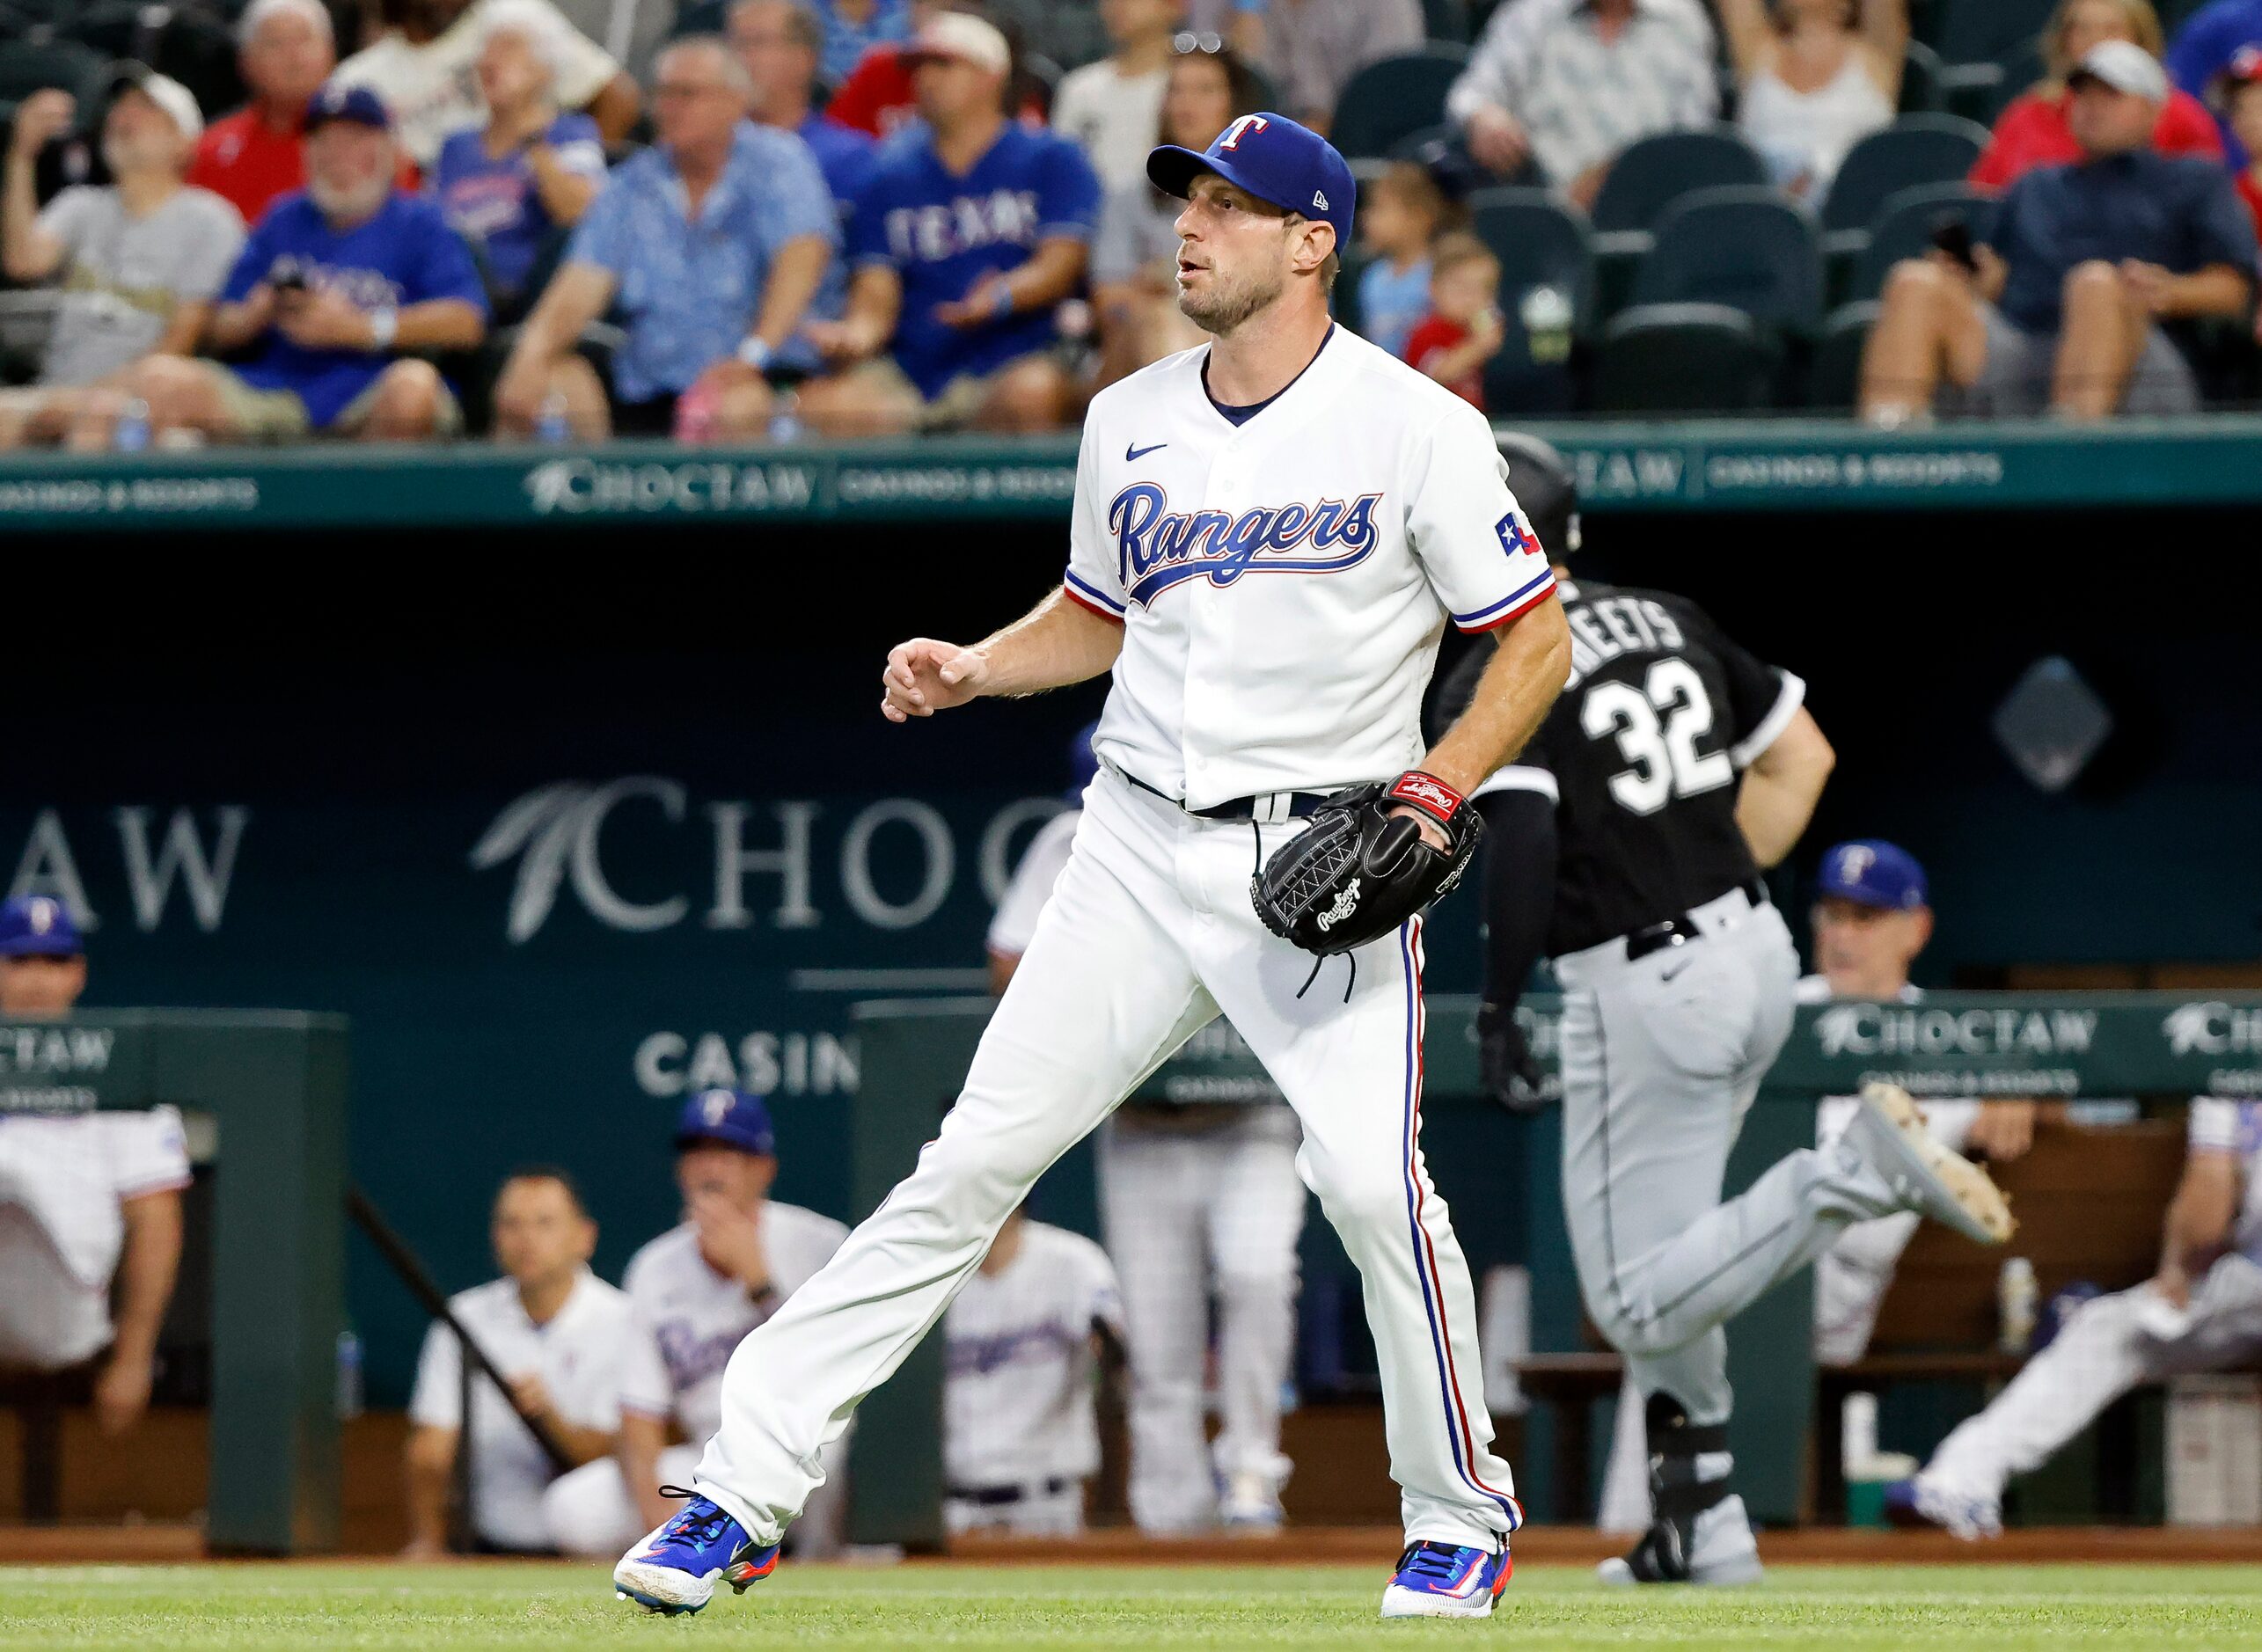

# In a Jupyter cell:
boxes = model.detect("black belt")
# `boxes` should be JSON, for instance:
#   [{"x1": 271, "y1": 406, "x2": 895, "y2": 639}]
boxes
[
  {"x1": 1116, "y1": 764, "x2": 1334, "y2": 823},
  {"x1": 948, "y1": 1476, "x2": 1072, "y2": 1506},
  {"x1": 1622, "y1": 878, "x2": 1768, "y2": 961}
]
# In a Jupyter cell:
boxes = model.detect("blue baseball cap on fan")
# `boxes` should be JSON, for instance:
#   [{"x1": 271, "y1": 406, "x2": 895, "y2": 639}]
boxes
[
  {"x1": 0, "y1": 895, "x2": 84, "y2": 958},
  {"x1": 674, "y1": 1088, "x2": 776, "y2": 1157},
  {"x1": 1815, "y1": 840, "x2": 1929, "y2": 911},
  {"x1": 1147, "y1": 112, "x2": 1357, "y2": 247}
]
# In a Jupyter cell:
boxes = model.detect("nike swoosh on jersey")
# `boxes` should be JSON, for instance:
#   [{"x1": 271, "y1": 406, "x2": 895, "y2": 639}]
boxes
[{"x1": 1126, "y1": 442, "x2": 1168, "y2": 461}]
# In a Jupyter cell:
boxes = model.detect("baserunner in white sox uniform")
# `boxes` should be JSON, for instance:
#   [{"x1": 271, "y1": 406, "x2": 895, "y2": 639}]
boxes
[{"x1": 611, "y1": 111, "x2": 1575, "y2": 1623}]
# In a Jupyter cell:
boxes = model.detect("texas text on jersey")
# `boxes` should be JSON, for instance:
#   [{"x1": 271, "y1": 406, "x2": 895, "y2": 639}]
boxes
[{"x1": 1461, "y1": 578, "x2": 1804, "y2": 954}]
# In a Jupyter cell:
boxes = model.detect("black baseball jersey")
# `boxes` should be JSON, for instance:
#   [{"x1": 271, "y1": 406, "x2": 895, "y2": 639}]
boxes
[{"x1": 1437, "y1": 577, "x2": 1804, "y2": 955}]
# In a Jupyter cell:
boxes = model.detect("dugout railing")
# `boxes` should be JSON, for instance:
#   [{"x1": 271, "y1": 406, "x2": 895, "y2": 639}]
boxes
[
  {"x1": 0, "y1": 1010, "x2": 348, "y2": 1553},
  {"x1": 846, "y1": 990, "x2": 2262, "y2": 1543}
]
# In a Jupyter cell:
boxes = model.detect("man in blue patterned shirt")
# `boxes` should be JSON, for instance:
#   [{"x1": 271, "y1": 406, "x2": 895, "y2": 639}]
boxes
[{"x1": 493, "y1": 34, "x2": 837, "y2": 439}]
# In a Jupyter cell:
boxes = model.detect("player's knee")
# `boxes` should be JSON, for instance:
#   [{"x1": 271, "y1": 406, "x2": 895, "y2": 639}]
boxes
[
  {"x1": 1879, "y1": 258, "x2": 1944, "y2": 311},
  {"x1": 1217, "y1": 1266, "x2": 1296, "y2": 1306},
  {"x1": 1299, "y1": 1154, "x2": 1405, "y2": 1232},
  {"x1": 540, "y1": 1461, "x2": 633, "y2": 1557},
  {"x1": 2062, "y1": 259, "x2": 2125, "y2": 304}
]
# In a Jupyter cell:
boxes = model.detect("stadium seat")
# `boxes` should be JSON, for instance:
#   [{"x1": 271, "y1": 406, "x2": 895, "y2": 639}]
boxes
[
  {"x1": 1467, "y1": 186, "x2": 1596, "y2": 332},
  {"x1": 1899, "y1": 39, "x2": 1945, "y2": 113},
  {"x1": 1819, "y1": 114, "x2": 1990, "y2": 243},
  {"x1": 1593, "y1": 302, "x2": 1779, "y2": 413},
  {"x1": 1329, "y1": 44, "x2": 1471, "y2": 161},
  {"x1": 59, "y1": 4, "x2": 244, "y2": 128},
  {"x1": 1423, "y1": 0, "x2": 1471, "y2": 44},
  {"x1": 1933, "y1": 0, "x2": 2054, "y2": 71},
  {"x1": 1850, "y1": 181, "x2": 1998, "y2": 302},
  {"x1": 0, "y1": 36, "x2": 110, "y2": 128},
  {"x1": 1630, "y1": 186, "x2": 1822, "y2": 334},
  {"x1": 1806, "y1": 300, "x2": 1879, "y2": 410},
  {"x1": 1588, "y1": 126, "x2": 1769, "y2": 236}
]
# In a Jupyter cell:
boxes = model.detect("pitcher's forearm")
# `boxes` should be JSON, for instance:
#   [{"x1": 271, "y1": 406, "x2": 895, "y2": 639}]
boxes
[
  {"x1": 970, "y1": 587, "x2": 1125, "y2": 698},
  {"x1": 1421, "y1": 596, "x2": 1570, "y2": 794}
]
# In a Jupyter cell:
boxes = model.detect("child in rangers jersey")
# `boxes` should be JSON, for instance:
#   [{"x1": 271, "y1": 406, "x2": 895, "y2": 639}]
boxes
[
  {"x1": 403, "y1": 1169, "x2": 631, "y2": 1555},
  {"x1": 541, "y1": 1090, "x2": 846, "y2": 1556},
  {"x1": 942, "y1": 1204, "x2": 1124, "y2": 1537}
]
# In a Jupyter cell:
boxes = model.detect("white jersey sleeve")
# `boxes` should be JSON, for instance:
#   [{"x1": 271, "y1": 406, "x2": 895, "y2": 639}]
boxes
[
  {"x1": 1078, "y1": 1234, "x2": 1125, "y2": 1341},
  {"x1": 2189, "y1": 1097, "x2": 2260, "y2": 1156},
  {"x1": 615, "y1": 1249, "x2": 677, "y2": 1420},
  {"x1": 1061, "y1": 420, "x2": 1131, "y2": 624},
  {"x1": 107, "y1": 1106, "x2": 191, "y2": 1200},
  {"x1": 1404, "y1": 402, "x2": 1556, "y2": 634},
  {"x1": 986, "y1": 810, "x2": 1081, "y2": 960},
  {"x1": 408, "y1": 1318, "x2": 464, "y2": 1429}
]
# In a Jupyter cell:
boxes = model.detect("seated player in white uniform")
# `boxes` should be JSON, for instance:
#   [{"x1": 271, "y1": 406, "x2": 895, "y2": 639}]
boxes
[
  {"x1": 942, "y1": 1202, "x2": 1124, "y2": 1537},
  {"x1": 989, "y1": 724, "x2": 1307, "y2": 1533},
  {"x1": 0, "y1": 895, "x2": 189, "y2": 1437},
  {"x1": 1891, "y1": 1093, "x2": 2262, "y2": 1539},
  {"x1": 543, "y1": 1089, "x2": 848, "y2": 1557},
  {"x1": 402, "y1": 1168, "x2": 633, "y2": 1555}
]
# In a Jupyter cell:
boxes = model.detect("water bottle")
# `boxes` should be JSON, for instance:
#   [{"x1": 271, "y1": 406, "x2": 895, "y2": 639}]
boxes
[
  {"x1": 1520, "y1": 283, "x2": 1574, "y2": 366},
  {"x1": 335, "y1": 1328, "x2": 363, "y2": 1419},
  {"x1": 535, "y1": 390, "x2": 571, "y2": 444},
  {"x1": 1998, "y1": 1256, "x2": 2039, "y2": 1355},
  {"x1": 113, "y1": 397, "x2": 151, "y2": 453}
]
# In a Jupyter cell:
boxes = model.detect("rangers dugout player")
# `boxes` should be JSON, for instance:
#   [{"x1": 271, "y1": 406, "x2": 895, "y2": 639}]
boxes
[
  {"x1": 1435, "y1": 442, "x2": 2014, "y2": 1587},
  {"x1": 543, "y1": 1089, "x2": 848, "y2": 1557},
  {"x1": 614, "y1": 112, "x2": 1576, "y2": 1621},
  {"x1": 941, "y1": 1199, "x2": 1124, "y2": 1537},
  {"x1": 1891, "y1": 1093, "x2": 2262, "y2": 1540},
  {"x1": 403, "y1": 1169, "x2": 632, "y2": 1556},
  {"x1": 991, "y1": 724, "x2": 1307, "y2": 1534},
  {"x1": 0, "y1": 895, "x2": 189, "y2": 1438}
]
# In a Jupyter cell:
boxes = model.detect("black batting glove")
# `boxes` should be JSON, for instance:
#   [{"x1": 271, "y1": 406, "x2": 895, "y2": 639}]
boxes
[{"x1": 1478, "y1": 999, "x2": 1549, "y2": 1114}]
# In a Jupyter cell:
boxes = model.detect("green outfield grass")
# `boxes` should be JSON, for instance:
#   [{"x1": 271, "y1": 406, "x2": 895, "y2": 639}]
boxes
[{"x1": 4, "y1": 1562, "x2": 2262, "y2": 1651}]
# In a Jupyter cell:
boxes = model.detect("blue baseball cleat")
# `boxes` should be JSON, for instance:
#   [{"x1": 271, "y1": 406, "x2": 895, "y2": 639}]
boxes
[
  {"x1": 612, "y1": 1491, "x2": 780, "y2": 1615},
  {"x1": 1379, "y1": 1539, "x2": 1512, "y2": 1619}
]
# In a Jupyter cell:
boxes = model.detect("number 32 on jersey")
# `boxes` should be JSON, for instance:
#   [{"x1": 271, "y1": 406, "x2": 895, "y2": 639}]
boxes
[{"x1": 1580, "y1": 660, "x2": 1733, "y2": 815}]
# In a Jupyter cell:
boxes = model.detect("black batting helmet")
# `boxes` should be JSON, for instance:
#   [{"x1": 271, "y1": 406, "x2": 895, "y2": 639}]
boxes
[{"x1": 1496, "y1": 432, "x2": 1580, "y2": 560}]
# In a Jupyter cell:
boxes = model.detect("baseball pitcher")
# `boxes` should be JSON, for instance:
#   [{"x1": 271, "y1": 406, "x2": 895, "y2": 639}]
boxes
[{"x1": 611, "y1": 112, "x2": 1573, "y2": 1622}]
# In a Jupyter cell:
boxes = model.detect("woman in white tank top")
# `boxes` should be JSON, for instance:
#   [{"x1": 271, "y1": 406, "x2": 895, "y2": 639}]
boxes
[{"x1": 1721, "y1": 0, "x2": 1906, "y2": 200}]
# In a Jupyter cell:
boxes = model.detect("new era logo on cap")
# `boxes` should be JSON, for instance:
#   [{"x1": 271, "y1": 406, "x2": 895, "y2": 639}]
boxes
[{"x1": 1313, "y1": 191, "x2": 1329, "y2": 211}]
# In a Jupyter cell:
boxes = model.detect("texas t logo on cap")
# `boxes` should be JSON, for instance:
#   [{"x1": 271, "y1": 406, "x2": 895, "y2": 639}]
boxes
[{"x1": 1146, "y1": 110, "x2": 1357, "y2": 247}]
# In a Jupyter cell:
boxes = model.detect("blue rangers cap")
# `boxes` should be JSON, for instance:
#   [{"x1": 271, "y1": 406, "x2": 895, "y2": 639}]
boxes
[
  {"x1": 1147, "y1": 112, "x2": 1356, "y2": 248},
  {"x1": 674, "y1": 1088, "x2": 775, "y2": 1157},
  {"x1": 1815, "y1": 840, "x2": 1928, "y2": 911},
  {"x1": 0, "y1": 895, "x2": 84, "y2": 958},
  {"x1": 1066, "y1": 720, "x2": 1100, "y2": 800},
  {"x1": 304, "y1": 80, "x2": 391, "y2": 132}
]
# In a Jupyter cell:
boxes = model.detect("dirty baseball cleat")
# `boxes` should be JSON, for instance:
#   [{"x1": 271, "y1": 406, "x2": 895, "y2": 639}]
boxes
[
  {"x1": 1885, "y1": 1474, "x2": 2002, "y2": 1542},
  {"x1": 1597, "y1": 1492, "x2": 1764, "y2": 1587},
  {"x1": 612, "y1": 1491, "x2": 779, "y2": 1615},
  {"x1": 1848, "y1": 1083, "x2": 2016, "y2": 1244},
  {"x1": 1379, "y1": 1540, "x2": 1512, "y2": 1618}
]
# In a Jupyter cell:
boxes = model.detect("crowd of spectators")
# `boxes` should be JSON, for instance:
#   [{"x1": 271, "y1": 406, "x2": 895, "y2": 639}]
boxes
[{"x1": 4, "y1": 0, "x2": 2262, "y2": 445}]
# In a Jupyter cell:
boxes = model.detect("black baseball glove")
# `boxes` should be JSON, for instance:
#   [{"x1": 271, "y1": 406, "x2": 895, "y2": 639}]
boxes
[{"x1": 1251, "y1": 771, "x2": 1483, "y2": 955}]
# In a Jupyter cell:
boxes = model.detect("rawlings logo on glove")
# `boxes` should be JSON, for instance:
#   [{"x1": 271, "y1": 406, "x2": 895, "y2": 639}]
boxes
[{"x1": 1251, "y1": 772, "x2": 1482, "y2": 956}]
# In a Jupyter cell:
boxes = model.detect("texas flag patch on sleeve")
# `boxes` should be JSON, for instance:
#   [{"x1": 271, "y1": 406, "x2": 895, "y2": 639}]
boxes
[{"x1": 1497, "y1": 510, "x2": 1538, "y2": 559}]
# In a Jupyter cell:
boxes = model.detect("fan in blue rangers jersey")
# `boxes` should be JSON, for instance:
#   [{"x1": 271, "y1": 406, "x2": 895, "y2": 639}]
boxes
[
  {"x1": 1891, "y1": 1092, "x2": 2262, "y2": 1542},
  {"x1": 112, "y1": 83, "x2": 488, "y2": 443},
  {"x1": 798, "y1": 11, "x2": 1102, "y2": 435}
]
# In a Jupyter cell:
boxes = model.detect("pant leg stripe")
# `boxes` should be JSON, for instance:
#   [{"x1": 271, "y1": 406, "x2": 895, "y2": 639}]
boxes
[{"x1": 1399, "y1": 917, "x2": 1523, "y2": 1531}]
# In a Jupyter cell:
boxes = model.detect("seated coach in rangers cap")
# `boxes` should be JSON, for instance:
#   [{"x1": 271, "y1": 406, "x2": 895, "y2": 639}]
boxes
[{"x1": 611, "y1": 106, "x2": 1578, "y2": 1624}]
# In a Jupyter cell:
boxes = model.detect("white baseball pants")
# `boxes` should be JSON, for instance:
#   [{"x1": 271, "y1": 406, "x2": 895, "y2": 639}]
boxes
[
  {"x1": 692, "y1": 766, "x2": 1519, "y2": 1550},
  {"x1": 1925, "y1": 1253, "x2": 2262, "y2": 1501},
  {"x1": 1099, "y1": 1109, "x2": 1307, "y2": 1531}
]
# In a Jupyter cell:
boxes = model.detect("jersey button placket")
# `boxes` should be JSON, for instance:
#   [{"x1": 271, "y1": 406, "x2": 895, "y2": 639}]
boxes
[{"x1": 1182, "y1": 435, "x2": 1241, "y2": 846}]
